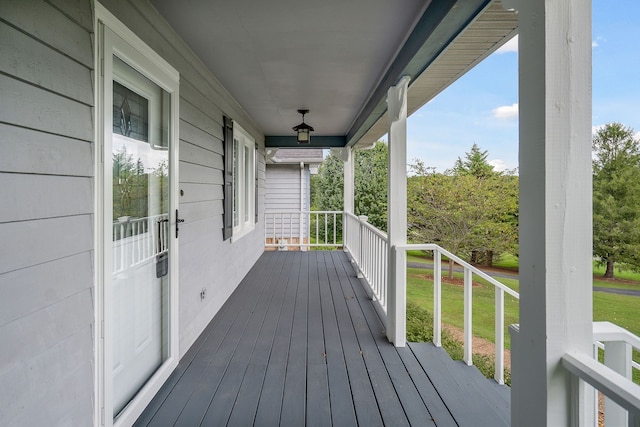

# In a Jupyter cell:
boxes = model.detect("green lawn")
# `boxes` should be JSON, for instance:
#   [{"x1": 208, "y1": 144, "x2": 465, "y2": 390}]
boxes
[
  {"x1": 407, "y1": 268, "x2": 519, "y2": 349},
  {"x1": 406, "y1": 264, "x2": 640, "y2": 384}
]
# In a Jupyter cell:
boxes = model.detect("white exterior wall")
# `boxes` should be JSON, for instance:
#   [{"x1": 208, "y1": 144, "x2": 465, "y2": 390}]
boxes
[
  {"x1": 0, "y1": 0, "x2": 266, "y2": 424},
  {"x1": 265, "y1": 165, "x2": 305, "y2": 211},
  {"x1": 264, "y1": 164, "x2": 307, "y2": 238},
  {"x1": 0, "y1": 1, "x2": 95, "y2": 425}
]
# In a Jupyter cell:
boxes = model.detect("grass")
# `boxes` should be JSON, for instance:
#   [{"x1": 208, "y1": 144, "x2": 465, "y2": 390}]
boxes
[
  {"x1": 407, "y1": 268, "x2": 519, "y2": 349},
  {"x1": 405, "y1": 252, "x2": 640, "y2": 384},
  {"x1": 491, "y1": 253, "x2": 520, "y2": 270},
  {"x1": 406, "y1": 302, "x2": 511, "y2": 385}
]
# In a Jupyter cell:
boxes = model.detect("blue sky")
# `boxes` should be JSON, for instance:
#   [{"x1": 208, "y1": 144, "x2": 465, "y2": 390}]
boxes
[{"x1": 400, "y1": 1, "x2": 640, "y2": 173}]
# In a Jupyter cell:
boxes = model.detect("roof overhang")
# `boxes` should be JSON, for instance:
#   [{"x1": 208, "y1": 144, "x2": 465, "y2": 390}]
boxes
[{"x1": 149, "y1": 0, "x2": 517, "y2": 148}]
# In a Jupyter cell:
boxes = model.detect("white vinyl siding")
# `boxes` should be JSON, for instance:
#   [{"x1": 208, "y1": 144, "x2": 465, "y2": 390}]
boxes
[
  {"x1": 264, "y1": 164, "x2": 309, "y2": 240},
  {"x1": 0, "y1": 1, "x2": 266, "y2": 425},
  {"x1": 0, "y1": 1, "x2": 94, "y2": 425}
]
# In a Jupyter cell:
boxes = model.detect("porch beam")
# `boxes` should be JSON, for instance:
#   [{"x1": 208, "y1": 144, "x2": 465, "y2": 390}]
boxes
[
  {"x1": 511, "y1": 0, "x2": 592, "y2": 426},
  {"x1": 346, "y1": 0, "x2": 491, "y2": 146},
  {"x1": 386, "y1": 76, "x2": 410, "y2": 347},
  {"x1": 264, "y1": 135, "x2": 345, "y2": 148}
]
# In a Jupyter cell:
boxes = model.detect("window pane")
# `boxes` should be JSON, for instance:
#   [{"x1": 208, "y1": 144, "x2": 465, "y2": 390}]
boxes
[
  {"x1": 233, "y1": 139, "x2": 239, "y2": 227},
  {"x1": 244, "y1": 145, "x2": 249, "y2": 222},
  {"x1": 113, "y1": 81, "x2": 149, "y2": 142}
]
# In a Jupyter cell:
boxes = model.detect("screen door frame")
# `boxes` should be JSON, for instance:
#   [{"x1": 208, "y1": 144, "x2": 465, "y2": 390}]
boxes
[{"x1": 95, "y1": 4, "x2": 180, "y2": 426}]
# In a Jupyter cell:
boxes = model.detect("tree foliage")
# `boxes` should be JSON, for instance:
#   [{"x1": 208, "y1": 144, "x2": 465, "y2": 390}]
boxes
[
  {"x1": 313, "y1": 142, "x2": 518, "y2": 271},
  {"x1": 592, "y1": 123, "x2": 640, "y2": 278},
  {"x1": 407, "y1": 157, "x2": 518, "y2": 276},
  {"x1": 312, "y1": 141, "x2": 388, "y2": 231},
  {"x1": 452, "y1": 143, "x2": 496, "y2": 178}
]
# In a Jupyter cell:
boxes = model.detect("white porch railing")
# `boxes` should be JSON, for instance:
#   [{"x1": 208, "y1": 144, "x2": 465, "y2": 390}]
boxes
[
  {"x1": 113, "y1": 214, "x2": 169, "y2": 274},
  {"x1": 343, "y1": 212, "x2": 388, "y2": 312},
  {"x1": 393, "y1": 243, "x2": 519, "y2": 385},
  {"x1": 556, "y1": 322, "x2": 640, "y2": 427},
  {"x1": 264, "y1": 211, "x2": 343, "y2": 250}
]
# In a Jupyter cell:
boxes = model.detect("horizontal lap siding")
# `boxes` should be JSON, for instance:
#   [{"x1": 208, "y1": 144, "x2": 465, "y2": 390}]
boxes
[
  {"x1": 265, "y1": 165, "x2": 307, "y2": 237},
  {"x1": 100, "y1": 0, "x2": 266, "y2": 356},
  {"x1": 0, "y1": 1, "x2": 94, "y2": 426}
]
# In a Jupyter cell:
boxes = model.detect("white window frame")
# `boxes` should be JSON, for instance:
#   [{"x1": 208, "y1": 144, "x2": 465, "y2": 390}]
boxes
[{"x1": 232, "y1": 123, "x2": 256, "y2": 241}]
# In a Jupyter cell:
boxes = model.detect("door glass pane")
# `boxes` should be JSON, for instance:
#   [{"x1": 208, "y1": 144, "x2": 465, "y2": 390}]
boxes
[
  {"x1": 244, "y1": 145, "x2": 250, "y2": 222},
  {"x1": 111, "y1": 56, "x2": 170, "y2": 417}
]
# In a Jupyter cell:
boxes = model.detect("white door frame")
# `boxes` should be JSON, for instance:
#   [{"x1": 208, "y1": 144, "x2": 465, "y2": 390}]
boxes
[{"x1": 94, "y1": 4, "x2": 180, "y2": 426}]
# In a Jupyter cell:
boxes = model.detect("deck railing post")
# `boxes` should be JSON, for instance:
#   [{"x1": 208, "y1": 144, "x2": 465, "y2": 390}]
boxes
[
  {"x1": 463, "y1": 267, "x2": 473, "y2": 365},
  {"x1": 299, "y1": 211, "x2": 304, "y2": 250},
  {"x1": 387, "y1": 246, "x2": 406, "y2": 347},
  {"x1": 604, "y1": 341, "x2": 633, "y2": 426},
  {"x1": 357, "y1": 216, "x2": 367, "y2": 278},
  {"x1": 433, "y1": 249, "x2": 442, "y2": 347},
  {"x1": 495, "y1": 288, "x2": 505, "y2": 384}
]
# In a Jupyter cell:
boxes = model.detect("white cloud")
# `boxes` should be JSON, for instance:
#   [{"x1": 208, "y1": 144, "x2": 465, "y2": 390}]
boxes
[
  {"x1": 592, "y1": 124, "x2": 605, "y2": 135},
  {"x1": 635, "y1": 131, "x2": 640, "y2": 141},
  {"x1": 496, "y1": 35, "x2": 518, "y2": 54},
  {"x1": 592, "y1": 36, "x2": 605, "y2": 49},
  {"x1": 493, "y1": 103, "x2": 519, "y2": 120},
  {"x1": 489, "y1": 159, "x2": 508, "y2": 172}
]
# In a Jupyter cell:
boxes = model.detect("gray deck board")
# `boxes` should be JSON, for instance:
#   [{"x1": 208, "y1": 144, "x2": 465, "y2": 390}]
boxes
[
  {"x1": 409, "y1": 342, "x2": 510, "y2": 427},
  {"x1": 327, "y1": 251, "x2": 384, "y2": 427},
  {"x1": 136, "y1": 251, "x2": 511, "y2": 426}
]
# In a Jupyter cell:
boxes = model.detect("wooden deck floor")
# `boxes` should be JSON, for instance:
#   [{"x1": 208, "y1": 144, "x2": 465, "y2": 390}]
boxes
[{"x1": 135, "y1": 251, "x2": 510, "y2": 426}]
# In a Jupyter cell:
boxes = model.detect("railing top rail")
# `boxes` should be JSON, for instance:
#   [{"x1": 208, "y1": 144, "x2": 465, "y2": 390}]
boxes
[
  {"x1": 265, "y1": 210, "x2": 343, "y2": 215},
  {"x1": 562, "y1": 352, "x2": 640, "y2": 416},
  {"x1": 395, "y1": 243, "x2": 520, "y2": 299},
  {"x1": 593, "y1": 321, "x2": 640, "y2": 350},
  {"x1": 342, "y1": 211, "x2": 388, "y2": 240},
  {"x1": 361, "y1": 221, "x2": 388, "y2": 241}
]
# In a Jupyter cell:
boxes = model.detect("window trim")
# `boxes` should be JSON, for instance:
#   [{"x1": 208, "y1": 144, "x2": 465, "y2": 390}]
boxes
[{"x1": 230, "y1": 122, "x2": 256, "y2": 241}]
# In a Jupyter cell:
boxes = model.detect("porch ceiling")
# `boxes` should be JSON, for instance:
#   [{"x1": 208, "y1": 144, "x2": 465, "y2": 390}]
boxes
[{"x1": 149, "y1": 0, "x2": 517, "y2": 148}]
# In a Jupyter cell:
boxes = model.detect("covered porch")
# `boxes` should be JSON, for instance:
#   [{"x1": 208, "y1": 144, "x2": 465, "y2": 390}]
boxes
[{"x1": 135, "y1": 251, "x2": 510, "y2": 426}]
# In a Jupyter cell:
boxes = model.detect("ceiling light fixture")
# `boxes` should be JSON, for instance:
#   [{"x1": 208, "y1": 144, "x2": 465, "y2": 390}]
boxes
[{"x1": 292, "y1": 109, "x2": 314, "y2": 144}]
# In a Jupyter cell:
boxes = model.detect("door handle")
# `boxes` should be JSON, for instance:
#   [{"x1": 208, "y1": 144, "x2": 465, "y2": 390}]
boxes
[{"x1": 176, "y1": 209, "x2": 185, "y2": 238}]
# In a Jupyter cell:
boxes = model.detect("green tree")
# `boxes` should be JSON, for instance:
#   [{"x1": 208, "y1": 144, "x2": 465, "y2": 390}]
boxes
[
  {"x1": 450, "y1": 144, "x2": 518, "y2": 265},
  {"x1": 593, "y1": 123, "x2": 640, "y2": 278},
  {"x1": 312, "y1": 141, "x2": 388, "y2": 231},
  {"x1": 452, "y1": 143, "x2": 495, "y2": 178},
  {"x1": 408, "y1": 157, "x2": 518, "y2": 277},
  {"x1": 354, "y1": 142, "x2": 388, "y2": 230}
]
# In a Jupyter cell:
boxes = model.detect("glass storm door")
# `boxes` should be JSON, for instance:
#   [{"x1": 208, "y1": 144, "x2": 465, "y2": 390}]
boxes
[{"x1": 110, "y1": 56, "x2": 171, "y2": 417}]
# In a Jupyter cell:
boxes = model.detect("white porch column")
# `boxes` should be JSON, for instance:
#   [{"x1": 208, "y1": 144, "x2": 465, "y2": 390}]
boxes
[
  {"x1": 330, "y1": 147, "x2": 355, "y2": 214},
  {"x1": 511, "y1": 0, "x2": 592, "y2": 426},
  {"x1": 386, "y1": 76, "x2": 410, "y2": 347},
  {"x1": 343, "y1": 148, "x2": 354, "y2": 215}
]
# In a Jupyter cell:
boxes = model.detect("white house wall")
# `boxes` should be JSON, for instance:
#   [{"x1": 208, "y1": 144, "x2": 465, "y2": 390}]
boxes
[
  {"x1": 265, "y1": 164, "x2": 307, "y2": 238},
  {"x1": 0, "y1": 1, "x2": 95, "y2": 425},
  {"x1": 0, "y1": 0, "x2": 266, "y2": 425}
]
